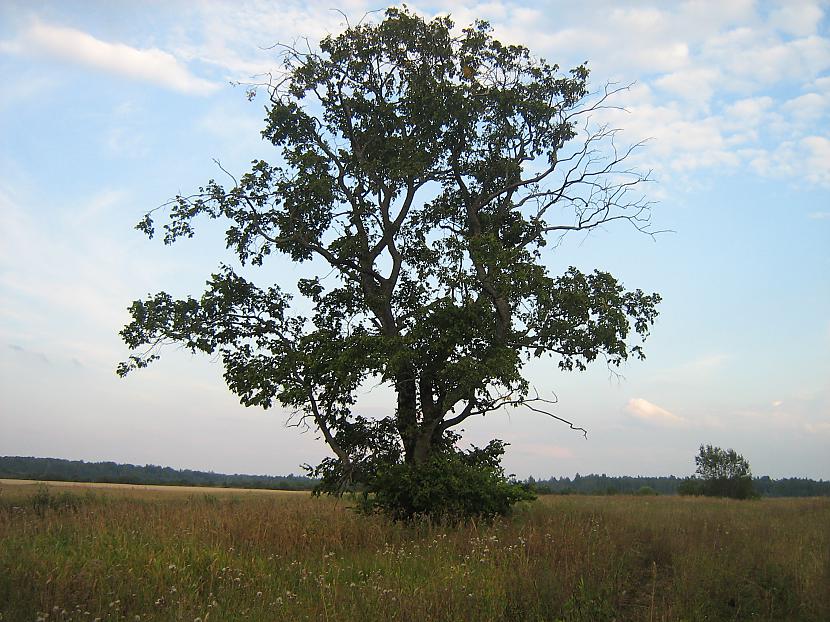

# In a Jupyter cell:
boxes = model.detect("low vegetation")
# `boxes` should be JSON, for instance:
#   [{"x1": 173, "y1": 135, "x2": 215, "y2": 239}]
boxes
[{"x1": 2, "y1": 481, "x2": 828, "y2": 621}]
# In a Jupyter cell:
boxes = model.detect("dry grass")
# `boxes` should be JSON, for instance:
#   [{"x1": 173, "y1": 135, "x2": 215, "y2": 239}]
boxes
[
  {"x1": 1, "y1": 481, "x2": 828, "y2": 621},
  {"x1": 0, "y1": 479, "x2": 308, "y2": 499}
]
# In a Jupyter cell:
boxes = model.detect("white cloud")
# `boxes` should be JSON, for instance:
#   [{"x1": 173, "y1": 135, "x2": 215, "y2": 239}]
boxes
[
  {"x1": 750, "y1": 135, "x2": 830, "y2": 186},
  {"x1": 769, "y1": 2, "x2": 825, "y2": 37},
  {"x1": 801, "y1": 135, "x2": 830, "y2": 186},
  {"x1": 782, "y1": 92, "x2": 827, "y2": 123},
  {"x1": 168, "y1": 0, "x2": 373, "y2": 80},
  {"x1": 723, "y1": 96, "x2": 775, "y2": 132},
  {"x1": 654, "y1": 67, "x2": 720, "y2": 108},
  {"x1": 625, "y1": 398, "x2": 687, "y2": 427},
  {"x1": 600, "y1": 103, "x2": 742, "y2": 174},
  {"x1": 2, "y1": 21, "x2": 219, "y2": 95}
]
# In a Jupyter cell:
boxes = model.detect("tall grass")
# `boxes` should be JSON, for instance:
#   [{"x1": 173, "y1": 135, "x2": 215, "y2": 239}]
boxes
[{"x1": 1, "y1": 483, "x2": 828, "y2": 621}]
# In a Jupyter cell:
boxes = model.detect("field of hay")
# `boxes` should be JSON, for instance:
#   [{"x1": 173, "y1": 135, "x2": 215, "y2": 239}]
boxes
[
  {"x1": 0, "y1": 479, "x2": 308, "y2": 499},
  {"x1": 1, "y1": 480, "x2": 828, "y2": 621}
]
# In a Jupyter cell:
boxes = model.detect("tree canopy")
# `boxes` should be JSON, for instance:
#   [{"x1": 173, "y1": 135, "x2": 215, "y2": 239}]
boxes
[
  {"x1": 678, "y1": 445, "x2": 755, "y2": 499},
  {"x1": 119, "y1": 7, "x2": 661, "y2": 517}
]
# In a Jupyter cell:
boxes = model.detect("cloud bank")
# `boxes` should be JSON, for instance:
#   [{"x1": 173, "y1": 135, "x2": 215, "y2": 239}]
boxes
[{"x1": 2, "y1": 21, "x2": 218, "y2": 95}]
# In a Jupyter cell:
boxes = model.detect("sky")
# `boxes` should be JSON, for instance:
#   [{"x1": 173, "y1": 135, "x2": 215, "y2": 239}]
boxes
[{"x1": 1, "y1": 0, "x2": 828, "y2": 480}]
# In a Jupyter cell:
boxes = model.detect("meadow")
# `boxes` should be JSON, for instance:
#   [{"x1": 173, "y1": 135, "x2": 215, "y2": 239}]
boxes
[{"x1": 1, "y1": 480, "x2": 828, "y2": 621}]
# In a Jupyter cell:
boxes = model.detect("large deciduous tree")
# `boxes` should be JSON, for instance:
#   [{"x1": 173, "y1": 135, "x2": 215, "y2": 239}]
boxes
[{"x1": 119, "y1": 7, "x2": 661, "y2": 516}]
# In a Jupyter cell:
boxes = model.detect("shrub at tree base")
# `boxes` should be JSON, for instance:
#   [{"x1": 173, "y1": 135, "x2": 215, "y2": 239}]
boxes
[{"x1": 355, "y1": 441, "x2": 535, "y2": 521}]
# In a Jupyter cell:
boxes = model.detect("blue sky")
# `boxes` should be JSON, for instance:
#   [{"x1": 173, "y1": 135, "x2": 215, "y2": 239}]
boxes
[{"x1": 1, "y1": 1, "x2": 828, "y2": 479}]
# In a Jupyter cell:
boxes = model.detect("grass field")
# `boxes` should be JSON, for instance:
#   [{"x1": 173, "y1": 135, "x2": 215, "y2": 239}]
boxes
[{"x1": 1, "y1": 481, "x2": 828, "y2": 621}]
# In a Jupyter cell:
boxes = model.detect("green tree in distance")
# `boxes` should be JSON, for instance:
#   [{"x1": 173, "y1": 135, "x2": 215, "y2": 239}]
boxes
[
  {"x1": 119, "y1": 7, "x2": 661, "y2": 518},
  {"x1": 679, "y1": 445, "x2": 755, "y2": 499}
]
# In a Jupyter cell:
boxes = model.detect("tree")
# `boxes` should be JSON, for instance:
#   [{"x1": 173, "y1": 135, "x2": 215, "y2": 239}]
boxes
[
  {"x1": 679, "y1": 445, "x2": 754, "y2": 499},
  {"x1": 118, "y1": 7, "x2": 660, "y2": 518}
]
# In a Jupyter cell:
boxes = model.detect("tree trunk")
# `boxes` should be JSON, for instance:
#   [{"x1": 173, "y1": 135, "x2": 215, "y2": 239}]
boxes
[
  {"x1": 412, "y1": 435, "x2": 432, "y2": 464},
  {"x1": 396, "y1": 369, "x2": 419, "y2": 463}
]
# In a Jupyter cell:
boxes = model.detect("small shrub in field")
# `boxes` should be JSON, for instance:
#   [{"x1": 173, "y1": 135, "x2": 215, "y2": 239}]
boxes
[{"x1": 29, "y1": 484, "x2": 90, "y2": 516}]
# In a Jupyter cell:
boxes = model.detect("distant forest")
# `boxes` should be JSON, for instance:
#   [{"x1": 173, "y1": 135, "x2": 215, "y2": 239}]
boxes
[
  {"x1": 527, "y1": 473, "x2": 830, "y2": 497},
  {"x1": 0, "y1": 456, "x2": 316, "y2": 490},
  {"x1": 1, "y1": 456, "x2": 827, "y2": 497}
]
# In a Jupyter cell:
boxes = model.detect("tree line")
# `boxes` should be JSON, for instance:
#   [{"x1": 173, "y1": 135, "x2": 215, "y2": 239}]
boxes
[
  {"x1": 2, "y1": 456, "x2": 827, "y2": 497},
  {"x1": 526, "y1": 473, "x2": 830, "y2": 497},
  {"x1": 0, "y1": 456, "x2": 316, "y2": 490}
]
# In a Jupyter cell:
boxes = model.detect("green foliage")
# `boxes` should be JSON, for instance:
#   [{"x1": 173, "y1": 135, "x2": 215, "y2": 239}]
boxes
[
  {"x1": 677, "y1": 478, "x2": 705, "y2": 496},
  {"x1": 355, "y1": 440, "x2": 535, "y2": 521},
  {"x1": 633, "y1": 485, "x2": 658, "y2": 496},
  {"x1": 528, "y1": 474, "x2": 682, "y2": 495},
  {"x1": 28, "y1": 484, "x2": 93, "y2": 517},
  {"x1": 561, "y1": 577, "x2": 616, "y2": 621},
  {"x1": 119, "y1": 7, "x2": 661, "y2": 519},
  {"x1": 679, "y1": 445, "x2": 756, "y2": 499},
  {"x1": 752, "y1": 476, "x2": 830, "y2": 497}
]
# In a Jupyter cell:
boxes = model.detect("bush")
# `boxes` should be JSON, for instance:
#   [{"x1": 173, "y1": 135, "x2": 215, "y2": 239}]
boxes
[
  {"x1": 29, "y1": 484, "x2": 92, "y2": 516},
  {"x1": 357, "y1": 441, "x2": 535, "y2": 522},
  {"x1": 705, "y1": 476, "x2": 755, "y2": 499},
  {"x1": 634, "y1": 485, "x2": 659, "y2": 496},
  {"x1": 681, "y1": 445, "x2": 757, "y2": 499},
  {"x1": 677, "y1": 477, "x2": 705, "y2": 496}
]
